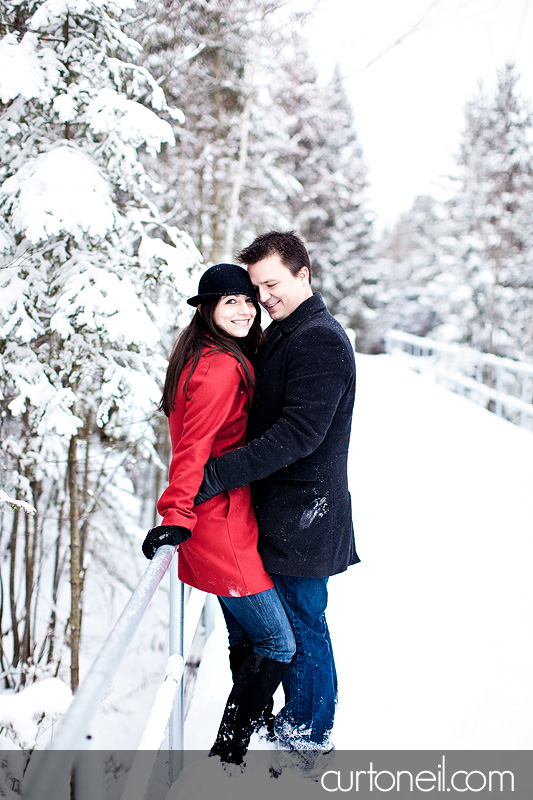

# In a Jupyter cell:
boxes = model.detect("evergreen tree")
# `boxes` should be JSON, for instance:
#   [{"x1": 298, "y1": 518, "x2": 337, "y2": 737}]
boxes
[
  {"x1": 136, "y1": 0, "x2": 256, "y2": 263},
  {"x1": 371, "y1": 194, "x2": 466, "y2": 350},
  {"x1": 314, "y1": 66, "x2": 374, "y2": 336},
  {"x1": 135, "y1": 0, "x2": 297, "y2": 264},
  {"x1": 0, "y1": 0, "x2": 199, "y2": 688},
  {"x1": 268, "y1": 40, "x2": 374, "y2": 342},
  {"x1": 371, "y1": 65, "x2": 533, "y2": 360},
  {"x1": 447, "y1": 64, "x2": 533, "y2": 358}
]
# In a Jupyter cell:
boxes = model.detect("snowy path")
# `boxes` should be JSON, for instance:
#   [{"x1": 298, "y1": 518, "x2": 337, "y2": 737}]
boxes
[{"x1": 186, "y1": 354, "x2": 533, "y2": 750}]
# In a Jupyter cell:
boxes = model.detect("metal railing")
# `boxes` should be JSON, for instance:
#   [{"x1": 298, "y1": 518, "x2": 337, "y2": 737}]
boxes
[
  {"x1": 385, "y1": 330, "x2": 533, "y2": 431},
  {"x1": 22, "y1": 544, "x2": 215, "y2": 800}
]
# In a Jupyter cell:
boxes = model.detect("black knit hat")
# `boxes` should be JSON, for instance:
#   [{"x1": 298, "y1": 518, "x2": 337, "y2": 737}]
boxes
[{"x1": 187, "y1": 263, "x2": 258, "y2": 307}]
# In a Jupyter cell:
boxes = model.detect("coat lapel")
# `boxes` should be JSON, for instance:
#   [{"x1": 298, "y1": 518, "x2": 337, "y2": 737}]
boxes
[
  {"x1": 255, "y1": 293, "x2": 326, "y2": 373},
  {"x1": 254, "y1": 323, "x2": 284, "y2": 372}
]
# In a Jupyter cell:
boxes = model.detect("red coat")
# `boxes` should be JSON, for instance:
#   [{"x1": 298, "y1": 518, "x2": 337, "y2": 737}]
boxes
[{"x1": 157, "y1": 348, "x2": 273, "y2": 597}]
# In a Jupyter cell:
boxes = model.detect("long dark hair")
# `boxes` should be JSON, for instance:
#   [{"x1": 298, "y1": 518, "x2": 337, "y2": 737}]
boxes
[{"x1": 159, "y1": 298, "x2": 264, "y2": 416}]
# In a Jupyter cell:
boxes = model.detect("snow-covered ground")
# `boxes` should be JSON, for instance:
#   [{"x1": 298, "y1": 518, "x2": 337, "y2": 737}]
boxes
[
  {"x1": 186, "y1": 353, "x2": 533, "y2": 750},
  {"x1": 7, "y1": 353, "x2": 529, "y2": 756}
]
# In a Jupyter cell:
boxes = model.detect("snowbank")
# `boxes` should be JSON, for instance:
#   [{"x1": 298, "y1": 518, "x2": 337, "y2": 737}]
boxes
[{"x1": 0, "y1": 678, "x2": 72, "y2": 749}]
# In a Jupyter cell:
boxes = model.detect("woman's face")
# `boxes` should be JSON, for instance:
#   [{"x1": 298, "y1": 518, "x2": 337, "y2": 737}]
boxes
[{"x1": 213, "y1": 294, "x2": 257, "y2": 338}]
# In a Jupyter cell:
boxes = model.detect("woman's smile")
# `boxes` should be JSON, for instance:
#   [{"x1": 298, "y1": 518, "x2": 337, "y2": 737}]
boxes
[{"x1": 213, "y1": 294, "x2": 257, "y2": 337}]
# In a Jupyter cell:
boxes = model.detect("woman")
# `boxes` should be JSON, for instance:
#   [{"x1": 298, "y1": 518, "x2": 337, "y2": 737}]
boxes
[{"x1": 142, "y1": 263, "x2": 296, "y2": 766}]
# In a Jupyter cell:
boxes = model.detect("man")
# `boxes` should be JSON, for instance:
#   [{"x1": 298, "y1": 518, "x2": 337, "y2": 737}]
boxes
[{"x1": 198, "y1": 230, "x2": 360, "y2": 750}]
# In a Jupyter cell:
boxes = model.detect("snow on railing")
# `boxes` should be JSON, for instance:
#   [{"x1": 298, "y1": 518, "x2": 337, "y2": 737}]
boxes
[
  {"x1": 22, "y1": 545, "x2": 216, "y2": 800},
  {"x1": 385, "y1": 330, "x2": 533, "y2": 431}
]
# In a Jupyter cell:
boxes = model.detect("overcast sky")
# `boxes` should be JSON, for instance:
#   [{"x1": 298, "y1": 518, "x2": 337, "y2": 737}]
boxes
[{"x1": 293, "y1": 0, "x2": 533, "y2": 229}]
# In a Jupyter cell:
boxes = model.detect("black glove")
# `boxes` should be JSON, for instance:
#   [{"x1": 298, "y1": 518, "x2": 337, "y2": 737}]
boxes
[
  {"x1": 142, "y1": 525, "x2": 192, "y2": 560},
  {"x1": 194, "y1": 456, "x2": 226, "y2": 505}
]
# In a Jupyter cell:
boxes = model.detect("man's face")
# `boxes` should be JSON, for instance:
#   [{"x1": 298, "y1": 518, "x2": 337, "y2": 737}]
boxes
[{"x1": 248, "y1": 254, "x2": 312, "y2": 321}]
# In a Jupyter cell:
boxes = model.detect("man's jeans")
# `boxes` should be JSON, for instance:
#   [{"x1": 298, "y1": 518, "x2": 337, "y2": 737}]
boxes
[
  {"x1": 219, "y1": 587, "x2": 296, "y2": 663},
  {"x1": 271, "y1": 574, "x2": 337, "y2": 749}
]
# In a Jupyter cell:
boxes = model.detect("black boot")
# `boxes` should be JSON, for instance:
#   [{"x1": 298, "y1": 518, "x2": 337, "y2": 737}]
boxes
[
  {"x1": 210, "y1": 652, "x2": 289, "y2": 765},
  {"x1": 228, "y1": 641, "x2": 253, "y2": 679},
  {"x1": 260, "y1": 698, "x2": 277, "y2": 742},
  {"x1": 228, "y1": 643, "x2": 277, "y2": 741}
]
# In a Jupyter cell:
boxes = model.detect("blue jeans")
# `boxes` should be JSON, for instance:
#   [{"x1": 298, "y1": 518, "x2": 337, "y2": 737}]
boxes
[
  {"x1": 270, "y1": 574, "x2": 337, "y2": 749},
  {"x1": 218, "y1": 587, "x2": 296, "y2": 663}
]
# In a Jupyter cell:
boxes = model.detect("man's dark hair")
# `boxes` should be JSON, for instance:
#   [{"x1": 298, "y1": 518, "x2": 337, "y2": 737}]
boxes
[{"x1": 237, "y1": 230, "x2": 312, "y2": 283}]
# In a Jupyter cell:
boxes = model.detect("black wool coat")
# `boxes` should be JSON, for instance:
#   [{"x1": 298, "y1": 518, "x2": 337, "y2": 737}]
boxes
[{"x1": 216, "y1": 293, "x2": 360, "y2": 577}]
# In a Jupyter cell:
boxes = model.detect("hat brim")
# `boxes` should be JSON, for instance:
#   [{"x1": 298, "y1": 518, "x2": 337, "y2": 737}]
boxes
[{"x1": 187, "y1": 290, "x2": 258, "y2": 307}]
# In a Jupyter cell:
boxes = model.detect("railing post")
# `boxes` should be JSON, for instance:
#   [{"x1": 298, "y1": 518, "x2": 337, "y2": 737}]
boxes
[
  {"x1": 202, "y1": 594, "x2": 217, "y2": 640},
  {"x1": 495, "y1": 366, "x2": 503, "y2": 417},
  {"x1": 168, "y1": 561, "x2": 185, "y2": 785},
  {"x1": 520, "y1": 375, "x2": 529, "y2": 428}
]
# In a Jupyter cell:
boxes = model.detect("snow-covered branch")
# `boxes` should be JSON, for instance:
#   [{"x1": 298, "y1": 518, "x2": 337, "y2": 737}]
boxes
[{"x1": 0, "y1": 490, "x2": 36, "y2": 515}]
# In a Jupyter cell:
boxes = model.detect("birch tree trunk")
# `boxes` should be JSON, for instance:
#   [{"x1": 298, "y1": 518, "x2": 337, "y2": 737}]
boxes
[
  {"x1": 21, "y1": 501, "x2": 34, "y2": 677},
  {"x1": 210, "y1": 30, "x2": 224, "y2": 264},
  {"x1": 8, "y1": 507, "x2": 20, "y2": 676},
  {"x1": 68, "y1": 433, "x2": 81, "y2": 692},
  {"x1": 223, "y1": 11, "x2": 266, "y2": 261}
]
